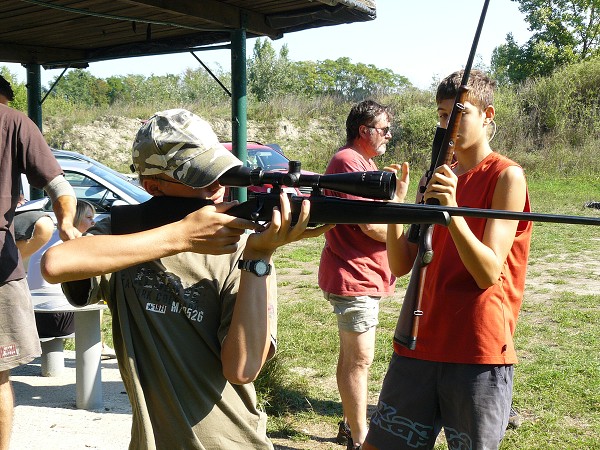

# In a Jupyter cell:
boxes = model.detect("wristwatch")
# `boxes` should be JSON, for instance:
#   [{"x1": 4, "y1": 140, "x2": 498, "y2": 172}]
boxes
[{"x1": 237, "y1": 259, "x2": 272, "y2": 277}]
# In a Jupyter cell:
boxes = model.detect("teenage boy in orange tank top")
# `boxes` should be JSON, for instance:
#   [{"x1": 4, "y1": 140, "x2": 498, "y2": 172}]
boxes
[{"x1": 363, "y1": 70, "x2": 532, "y2": 450}]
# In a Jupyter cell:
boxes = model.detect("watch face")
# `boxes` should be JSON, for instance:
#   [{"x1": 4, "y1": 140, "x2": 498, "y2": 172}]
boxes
[{"x1": 254, "y1": 260, "x2": 269, "y2": 276}]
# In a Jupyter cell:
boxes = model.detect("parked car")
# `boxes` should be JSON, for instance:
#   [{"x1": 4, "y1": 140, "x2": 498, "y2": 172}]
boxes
[
  {"x1": 221, "y1": 141, "x2": 315, "y2": 196},
  {"x1": 19, "y1": 154, "x2": 151, "y2": 223},
  {"x1": 50, "y1": 148, "x2": 138, "y2": 183}
]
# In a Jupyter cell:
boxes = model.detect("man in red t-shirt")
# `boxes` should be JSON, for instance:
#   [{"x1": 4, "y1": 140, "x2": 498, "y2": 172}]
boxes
[{"x1": 318, "y1": 100, "x2": 396, "y2": 450}]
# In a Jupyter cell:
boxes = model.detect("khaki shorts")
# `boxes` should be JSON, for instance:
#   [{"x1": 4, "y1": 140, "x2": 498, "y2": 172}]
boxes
[
  {"x1": 0, "y1": 278, "x2": 41, "y2": 371},
  {"x1": 324, "y1": 292, "x2": 380, "y2": 333}
]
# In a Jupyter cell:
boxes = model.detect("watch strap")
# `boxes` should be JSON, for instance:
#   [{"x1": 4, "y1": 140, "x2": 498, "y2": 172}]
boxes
[{"x1": 237, "y1": 259, "x2": 272, "y2": 276}]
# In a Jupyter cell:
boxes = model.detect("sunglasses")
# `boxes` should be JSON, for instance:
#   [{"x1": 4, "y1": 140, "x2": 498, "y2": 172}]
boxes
[{"x1": 366, "y1": 126, "x2": 391, "y2": 135}]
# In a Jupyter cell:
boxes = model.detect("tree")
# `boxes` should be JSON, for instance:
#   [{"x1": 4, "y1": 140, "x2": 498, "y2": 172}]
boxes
[
  {"x1": 0, "y1": 66, "x2": 27, "y2": 111},
  {"x1": 288, "y1": 58, "x2": 410, "y2": 100},
  {"x1": 181, "y1": 66, "x2": 231, "y2": 105},
  {"x1": 248, "y1": 38, "x2": 297, "y2": 102},
  {"x1": 47, "y1": 69, "x2": 110, "y2": 106},
  {"x1": 491, "y1": 0, "x2": 600, "y2": 84}
]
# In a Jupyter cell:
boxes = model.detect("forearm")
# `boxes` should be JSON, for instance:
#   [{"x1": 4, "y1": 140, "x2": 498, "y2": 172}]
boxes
[
  {"x1": 221, "y1": 248, "x2": 275, "y2": 384},
  {"x1": 445, "y1": 166, "x2": 526, "y2": 289},
  {"x1": 41, "y1": 224, "x2": 186, "y2": 283},
  {"x1": 51, "y1": 194, "x2": 77, "y2": 238},
  {"x1": 447, "y1": 217, "x2": 504, "y2": 288},
  {"x1": 386, "y1": 224, "x2": 416, "y2": 276},
  {"x1": 359, "y1": 222, "x2": 388, "y2": 242}
]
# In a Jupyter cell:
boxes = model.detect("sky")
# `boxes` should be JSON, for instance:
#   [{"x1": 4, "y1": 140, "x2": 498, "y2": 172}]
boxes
[{"x1": 3, "y1": 0, "x2": 532, "y2": 90}]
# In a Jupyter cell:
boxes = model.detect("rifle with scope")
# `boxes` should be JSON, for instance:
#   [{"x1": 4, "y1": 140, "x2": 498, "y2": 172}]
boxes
[{"x1": 111, "y1": 160, "x2": 600, "y2": 236}]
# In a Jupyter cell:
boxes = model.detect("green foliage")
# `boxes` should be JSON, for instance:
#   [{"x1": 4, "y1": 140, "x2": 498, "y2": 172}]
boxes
[
  {"x1": 486, "y1": 56, "x2": 600, "y2": 177},
  {"x1": 47, "y1": 69, "x2": 110, "y2": 107},
  {"x1": 180, "y1": 67, "x2": 231, "y2": 105},
  {"x1": 289, "y1": 57, "x2": 411, "y2": 101},
  {"x1": 384, "y1": 88, "x2": 437, "y2": 171},
  {"x1": 247, "y1": 39, "x2": 411, "y2": 103},
  {"x1": 491, "y1": 0, "x2": 600, "y2": 84},
  {"x1": 248, "y1": 39, "x2": 299, "y2": 102},
  {"x1": 0, "y1": 67, "x2": 27, "y2": 112}
]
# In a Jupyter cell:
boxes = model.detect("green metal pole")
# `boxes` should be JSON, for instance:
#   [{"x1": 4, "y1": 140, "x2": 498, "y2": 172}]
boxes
[
  {"x1": 25, "y1": 63, "x2": 45, "y2": 200},
  {"x1": 231, "y1": 14, "x2": 248, "y2": 202},
  {"x1": 25, "y1": 63, "x2": 43, "y2": 131}
]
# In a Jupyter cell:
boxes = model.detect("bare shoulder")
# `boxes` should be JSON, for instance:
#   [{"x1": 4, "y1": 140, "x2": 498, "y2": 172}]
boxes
[
  {"x1": 499, "y1": 164, "x2": 526, "y2": 183},
  {"x1": 493, "y1": 165, "x2": 527, "y2": 211}
]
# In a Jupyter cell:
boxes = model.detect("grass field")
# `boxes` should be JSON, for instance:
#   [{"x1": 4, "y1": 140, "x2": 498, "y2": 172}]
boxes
[{"x1": 260, "y1": 174, "x2": 600, "y2": 449}]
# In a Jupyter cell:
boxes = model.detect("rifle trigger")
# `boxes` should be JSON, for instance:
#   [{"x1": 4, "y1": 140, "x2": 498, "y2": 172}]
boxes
[
  {"x1": 250, "y1": 197, "x2": 265, "y2": 222},
  {"x1": 414, "y1": 310, "x2": 424, "y2": 316}
]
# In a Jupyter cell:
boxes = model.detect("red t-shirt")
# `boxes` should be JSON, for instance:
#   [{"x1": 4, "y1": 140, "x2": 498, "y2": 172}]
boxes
[
  {"x1": 0, "y1": 104, "x2": 63, "y2": 282},
  {"x1": 394, "y1": 152, "x2": 532, "y2": 364},
  {"x1": 318, "y1": 147, "x2": 395, "y2": 296}
]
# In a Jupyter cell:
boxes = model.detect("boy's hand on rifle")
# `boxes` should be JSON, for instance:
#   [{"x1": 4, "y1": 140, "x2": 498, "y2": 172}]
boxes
[
  {"x1": 424, "y1": 164, "x2": 458, "y2": 207},
  {"x1": 179, "y1": 201, "x2": 261, "y2": 255},
  {"x1": 246, "y1": 192, "x2": 333, "y2": 258},
  {"x1": 383, "y1": 162, "x2": 410, "y2": 203}
]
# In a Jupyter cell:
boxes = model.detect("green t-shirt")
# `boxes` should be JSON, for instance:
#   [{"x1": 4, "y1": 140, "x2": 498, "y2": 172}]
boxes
[{"x1": 66, "y1": 218, "x2": 276, "y2": 450}]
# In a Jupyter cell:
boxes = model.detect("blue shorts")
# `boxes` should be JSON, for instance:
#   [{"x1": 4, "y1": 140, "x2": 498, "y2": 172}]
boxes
[
  {"x1": 324, "y1": 292, "x2": 380, "y2": 333},
  {"x1": 366, "y1": 353, "x2": 513, "y2": 450}
]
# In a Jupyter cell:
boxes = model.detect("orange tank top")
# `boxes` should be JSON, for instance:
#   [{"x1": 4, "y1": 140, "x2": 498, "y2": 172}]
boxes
[{"x1": 394, "y1": 152, "x2": 532, "y2": 364}]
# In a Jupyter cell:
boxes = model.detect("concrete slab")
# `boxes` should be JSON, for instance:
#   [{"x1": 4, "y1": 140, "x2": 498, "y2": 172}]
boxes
[{"x1": 9, "y1": 350, "x2": 132, "y2": 450}]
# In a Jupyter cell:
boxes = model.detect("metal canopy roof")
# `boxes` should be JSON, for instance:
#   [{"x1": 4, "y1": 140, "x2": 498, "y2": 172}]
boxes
[{"x1": 0, "y1": 0, "x2": 376, "y2": 68}]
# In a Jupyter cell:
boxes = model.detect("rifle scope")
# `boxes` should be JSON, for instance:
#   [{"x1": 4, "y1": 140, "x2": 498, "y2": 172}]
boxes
[{"x1": 219, "y1": 161, "x2": 396, "y2": 200}]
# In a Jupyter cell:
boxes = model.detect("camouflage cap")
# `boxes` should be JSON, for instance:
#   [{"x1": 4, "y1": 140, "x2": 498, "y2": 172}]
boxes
[{"x1": 132, "y1": 109, "x2": 242, "y2": 188}]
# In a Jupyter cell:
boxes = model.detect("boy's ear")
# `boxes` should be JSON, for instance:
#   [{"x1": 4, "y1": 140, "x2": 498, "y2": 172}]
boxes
[
  {"x1": 142, "y1": 178, "x2": 163, "y2": 196},
  {"x1": 484, "y1": 105, "x2": 495, "y2": 124}
]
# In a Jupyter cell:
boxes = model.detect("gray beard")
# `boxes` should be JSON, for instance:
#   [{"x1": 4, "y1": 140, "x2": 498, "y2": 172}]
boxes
[{"x1": 375, "y1": 144, "x2": 387, "y2": 156}]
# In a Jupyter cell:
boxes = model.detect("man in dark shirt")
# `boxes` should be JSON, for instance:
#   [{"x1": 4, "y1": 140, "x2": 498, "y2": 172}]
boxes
[{"x1": 0, "y1": 74, "x2": 78, "y2": 450}]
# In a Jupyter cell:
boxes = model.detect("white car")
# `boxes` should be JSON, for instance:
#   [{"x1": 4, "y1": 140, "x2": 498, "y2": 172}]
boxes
[{"x1": 19, "y1": 150, "x2": 151, "y2": 223}]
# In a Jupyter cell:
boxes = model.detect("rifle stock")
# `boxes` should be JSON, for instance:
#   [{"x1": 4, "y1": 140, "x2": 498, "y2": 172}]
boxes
[
  {"x1": 110, "y1": 194, "x2": 453, "y2": 235},
  {"x1": 394, "y1": 225, "x2": 433, "y2": 350}
]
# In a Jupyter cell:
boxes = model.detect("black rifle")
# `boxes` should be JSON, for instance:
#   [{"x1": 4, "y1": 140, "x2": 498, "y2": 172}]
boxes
[
  {"x1": 111, "y1": 161, "x2": 600, "y2": 235},
  {"x1": 112, "y1": 165, "x2": 448, "y2": 234}
]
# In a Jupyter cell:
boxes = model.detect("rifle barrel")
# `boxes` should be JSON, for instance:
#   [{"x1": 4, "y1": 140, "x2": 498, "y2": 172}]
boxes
[
  {"x1": 229, "y1": 194, "x2": 600, "y2": 227},
  {"x1": 419, "y1": 203, "x2": 600, "y2": 226}
]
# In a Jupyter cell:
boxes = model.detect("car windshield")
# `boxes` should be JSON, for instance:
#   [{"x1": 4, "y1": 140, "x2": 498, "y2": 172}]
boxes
[
  {"x1": 247, "y1": 148, "x2": 290, "y2": 171},
  {"x1": 45, "y1": 165, "x2": 151, "y2": 213},
  {"x1": 87, "y1": 165, "x2": 150, "y2": 201}
]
